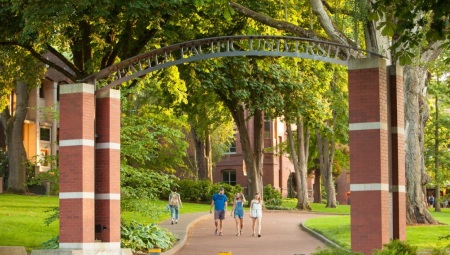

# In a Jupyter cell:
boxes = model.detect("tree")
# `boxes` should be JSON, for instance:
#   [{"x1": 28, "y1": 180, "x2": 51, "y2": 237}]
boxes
[
  {"x1": 229, "y1": 0, "x2": 447, "y2": 223},
  {"x1": 0, "y1": 0, "x2": 200, "y2": 191},
  {"x1": 316, "y1": 67, "x2": 349, "y2": 208},
  {"x1": 178, "y1": 65, "x2": 235, "y2": 181},
  {"x1": 424, "y1": 54, "x2": 450, "y2": 213},
  {"x1": 371, "y1": 0, "x2": 447, "y2": 224},
  {"x1": 0, "y1": 46, "x2": 45, "y2": 193}
]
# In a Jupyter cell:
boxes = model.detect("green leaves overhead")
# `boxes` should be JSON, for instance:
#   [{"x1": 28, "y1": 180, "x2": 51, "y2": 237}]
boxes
[{"x1": 371, "y1": 0, "x2": 450, "y2": 64}]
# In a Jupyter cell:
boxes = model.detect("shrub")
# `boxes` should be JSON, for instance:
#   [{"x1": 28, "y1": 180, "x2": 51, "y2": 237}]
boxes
[
  {"x1": 311, "y1": 247, "x2": 362, "y2": 255},
  {"x1": 372, "y1": 239, "x2": 418, "y2": 255},
  {"x1": 121, "y1": 165, "x2": 177, "y2": 201},
  {"x1": 177, "y1": 179, "x2": 211, "y2": 202},
  {"x1": 263, "y1": 184, "x2": 282, "y2": 206},
  {"x1": 27, "y1": 155, "x2": 60, "y2": 195},
  {"x1": 121, "y1": 220, "x2": 176, "y2": 252}
]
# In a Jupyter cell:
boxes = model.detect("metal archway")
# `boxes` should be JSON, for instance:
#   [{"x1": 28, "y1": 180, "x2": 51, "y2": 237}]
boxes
[{"x1": 82, "y1": 35, "x2": 383, "y2": 94}]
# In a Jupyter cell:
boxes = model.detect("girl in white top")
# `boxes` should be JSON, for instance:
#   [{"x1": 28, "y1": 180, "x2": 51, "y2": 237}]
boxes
[{"x1": 250, "y1": 192, "x2": 262, "y2": 237}]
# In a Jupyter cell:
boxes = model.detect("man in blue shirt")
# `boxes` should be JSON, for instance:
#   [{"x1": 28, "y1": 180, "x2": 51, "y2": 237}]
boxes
[{"x1": 210, "y1": 187, "x2": 228, "y2": 236}]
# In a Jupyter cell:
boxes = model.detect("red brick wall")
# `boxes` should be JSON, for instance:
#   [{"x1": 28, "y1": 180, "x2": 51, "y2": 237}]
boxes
[
  {"x1": 95, "y1": 90, "x2": 121, "y2": 243},
  {"x1": 59, "y1": 83, "x2": 96, "y2": 246},
  {"x1": 389, "y1": 65, "x2": 406, "y2": 240},
  {"x1": 349, "y1": 58, "x2": 390, "y2": 254}
]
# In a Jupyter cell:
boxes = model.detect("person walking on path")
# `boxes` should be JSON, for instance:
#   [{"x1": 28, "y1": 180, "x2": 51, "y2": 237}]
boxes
[
  {"x1": 250, "y1": 192, "x2": 262, "y2": 237},
  {"x1": 210, "y1": 187, "x2": 228, "y2": 236},
  {"x1": 231, "y1": 192, "x2": 246, "y2": 236},
  {"x1": 168, "y1": 187, "x2": 182, "y2": 225}
]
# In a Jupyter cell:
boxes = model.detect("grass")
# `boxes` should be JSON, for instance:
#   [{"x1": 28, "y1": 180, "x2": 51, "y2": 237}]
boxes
[
  {"x1": 3, "y1": 194, "x2": 450, "y2": 253},
  {"x1": 281, "y1": 198, "x2": 351, "y2": 214},
  {"x1": 303, "y1": 206, "x2": 450, "y2": 252},
  {"x1": 0, "y1": 194, "x2": 59, "y2": 252},
  {"x1": 0, "y1": 194, "x2": 211, "y2": 251}
]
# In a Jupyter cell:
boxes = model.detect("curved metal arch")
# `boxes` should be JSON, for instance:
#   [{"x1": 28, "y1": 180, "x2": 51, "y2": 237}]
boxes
[{"x1": 84, "y1": 35, "x2": 384, "y2": 94}]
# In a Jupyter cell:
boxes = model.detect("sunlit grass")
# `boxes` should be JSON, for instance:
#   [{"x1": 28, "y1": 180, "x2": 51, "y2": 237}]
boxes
[
  {"x1": 0, "y1": 194, "x2": 59, "y2": 252},
  {"x1": 281, "y1": 198, "x2": 351, "y2": 214},
  {"x1": 4, "y1": 194, "x2": 449, "y2": 253},
  {"x1": 304, "y1": 207, "x2": 450, "y2": 252}
]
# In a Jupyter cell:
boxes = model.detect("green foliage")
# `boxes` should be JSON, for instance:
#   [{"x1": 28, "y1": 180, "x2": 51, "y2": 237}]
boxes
[
  {"x1": 121, "y1": 165, "x2": 177, "y2": 202},
  {"x1": 120, "y1": 72, "x2": 190, "y2": 173},
  {"x1": 41, "y1": 235, "x2": 58, "y2": 250},
  {"x1": 430, "y1": 246, "x2": 448, "y2": 255},
  {"x1": 177, "y1": 179, "x2": 212, "y2": 202},
  {"x1": 311, "y1": 247, "x2": 362, "y2": 255},
  {"x1": 27, "y1": 154, "x2": 59, "y2": 195},
  {"x1": 263, "y1": 184, "x2": 282, "y2": 207},
  {"x1": 371, "y1": 0, "x2": 449, "y2": 64},
  {"x1": 372, "y1": 240, "x2": 418, "y2": 255},
  {"x1": 120, "y1": 220, "x2": 176, "y2": 252}
]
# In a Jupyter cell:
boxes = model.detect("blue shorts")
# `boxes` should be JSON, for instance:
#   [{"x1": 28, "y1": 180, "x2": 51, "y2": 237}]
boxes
[{"x1": 234, "y1": 210, "x2": 244, "y2": 218}]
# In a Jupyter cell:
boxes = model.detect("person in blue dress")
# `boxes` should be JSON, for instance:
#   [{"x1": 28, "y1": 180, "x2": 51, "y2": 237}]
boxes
[
  {"x1": 210, "y1": 187, "x2": 228, "y2": 236},
  {"x1": 231, "y1": 192, "x2": 246, "y2": 236}
]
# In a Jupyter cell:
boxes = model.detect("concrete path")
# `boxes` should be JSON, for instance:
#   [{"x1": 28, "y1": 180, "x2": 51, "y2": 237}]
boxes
[{"x1": 161, "y1": 210, "x2": 334, "y2": 255}]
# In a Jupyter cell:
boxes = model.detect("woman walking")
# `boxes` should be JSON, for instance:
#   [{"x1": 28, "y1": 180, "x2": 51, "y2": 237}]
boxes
[
  {"x1": 250, "y1": 193, "x2": 262, "y2": 237},
  {"x1": 168, "y1": 187, "x2": 182, "y2": 224},
  {"x1": 231, "y1": 192, "x2": 246, "y2": 236}
]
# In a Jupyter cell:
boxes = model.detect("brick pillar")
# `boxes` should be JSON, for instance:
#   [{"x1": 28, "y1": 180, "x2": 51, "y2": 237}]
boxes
[
  {"x1": 95, "y1": 89, "x2": 121, "y2": 249},
  {"x1": 59, "y1": 83, "x2": 95, "y2": 250},
  {"x1": 349, "y1": 58, "x2": 390, "y2": 254},
  {"x1": 388, "y1": 65, "x2": 406, "y2": 240}
]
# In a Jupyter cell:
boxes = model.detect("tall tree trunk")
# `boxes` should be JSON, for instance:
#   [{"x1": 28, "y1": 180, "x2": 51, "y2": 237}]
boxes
[
  {"x1": 192, "y1": 127, "x2": 204, "y2": 181},
  {"x1": 433, "y1": 95, "x2": 441, "y2": 212},
  {"x1": 317, "y1": 132, "x2": 337, "y2": 208},
  {"x1": 313, "y1": 168, "x2": 322, "y2": 203},
  {"x1": 253, "y1": 110, "x2": 264, "y2": 199},
  {"x1": 404, "y1": 65, "x2": 437, "y2": 224},
  {"x1": 205, "y1": 132, "x2": 213, "y2": 182},
  {"x1": 1, "y1": 82, "x2": 29, "y2": 193},
  {"x1": 229, "y1": 106, "x2": 263, "y2": 202},
  {"x1": 286, "y1": 117, "x2": 311, "y2": 210}
]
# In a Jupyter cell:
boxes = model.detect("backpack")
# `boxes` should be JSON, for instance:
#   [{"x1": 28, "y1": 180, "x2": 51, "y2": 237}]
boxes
[{"x1": 169, "y1": 193, "x2": 179, "y2": 205}]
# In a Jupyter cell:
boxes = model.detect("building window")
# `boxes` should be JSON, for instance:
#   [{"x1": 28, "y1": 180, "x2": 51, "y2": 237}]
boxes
[
  {"x1": 40, "y1": 149, "x2": 49, "y2": 166},
  {"x1": 39, "y1": 83, "x2": 45, "y2": 99},
  {"x1": 222, "y1": 170, "x2": 236, "y2": 185},
  {"x1": 264, "y1": 117, "x2": 271, "y2": 138},
  {"x1": 226, "y1": 132, "x2": 237, "y2": 154},
  {"x1": 40, "y1": 127, "x2": 51, "y2": 141}
]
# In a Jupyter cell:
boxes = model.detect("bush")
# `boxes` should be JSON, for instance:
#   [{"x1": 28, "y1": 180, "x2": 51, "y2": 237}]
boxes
[
  {"x1": 372, "y1": 240, "x2": 418, "y2": 255},
  {"x1": 177, "y1": 179, "x2": 213, "y2": 202},
  {"x1": 264, "y1": 184, "x2": 282, "y2": 206},
  {"x1": 27, "y1": 155, "x2": 60, "y2": 195},
  {"x1": 121, "y1": 165, "x2": 178, "y2": 201},
  {"x1": 121, "y1": 220, "x2": 176, "y2": 252},
  {"x1": 311, "y1": 247, "x2": 362, "y2": 255}
]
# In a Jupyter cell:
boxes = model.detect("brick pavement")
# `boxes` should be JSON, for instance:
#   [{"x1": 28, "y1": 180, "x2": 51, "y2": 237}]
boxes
[{"x1": 161, "y1": 211, "x2": 335, "y2": 255}]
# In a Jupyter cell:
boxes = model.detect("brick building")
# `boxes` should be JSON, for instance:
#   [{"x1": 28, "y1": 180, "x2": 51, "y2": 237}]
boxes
[{"x1": 213, "y1": 115, "x2": 313, "y2": 198}]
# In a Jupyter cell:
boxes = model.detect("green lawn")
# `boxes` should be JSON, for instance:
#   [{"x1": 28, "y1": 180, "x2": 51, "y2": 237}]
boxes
[
  {"x1": 0, "y1": 194, "x2": 59, "y2": 252},
  {"x1": 0, "y1": 194, "x2": 211, "y2": 252},
  {"x1": 303, "y1": 205, "x2": 450, "y2": 252},
  {"x1": 2, "y1": 194, "x2": 449, "y2": 253}
]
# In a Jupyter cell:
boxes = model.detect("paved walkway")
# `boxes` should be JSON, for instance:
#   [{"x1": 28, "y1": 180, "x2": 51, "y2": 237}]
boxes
[{"x1": 160, "y1": 210, "x2": 335, "y2": 255}]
